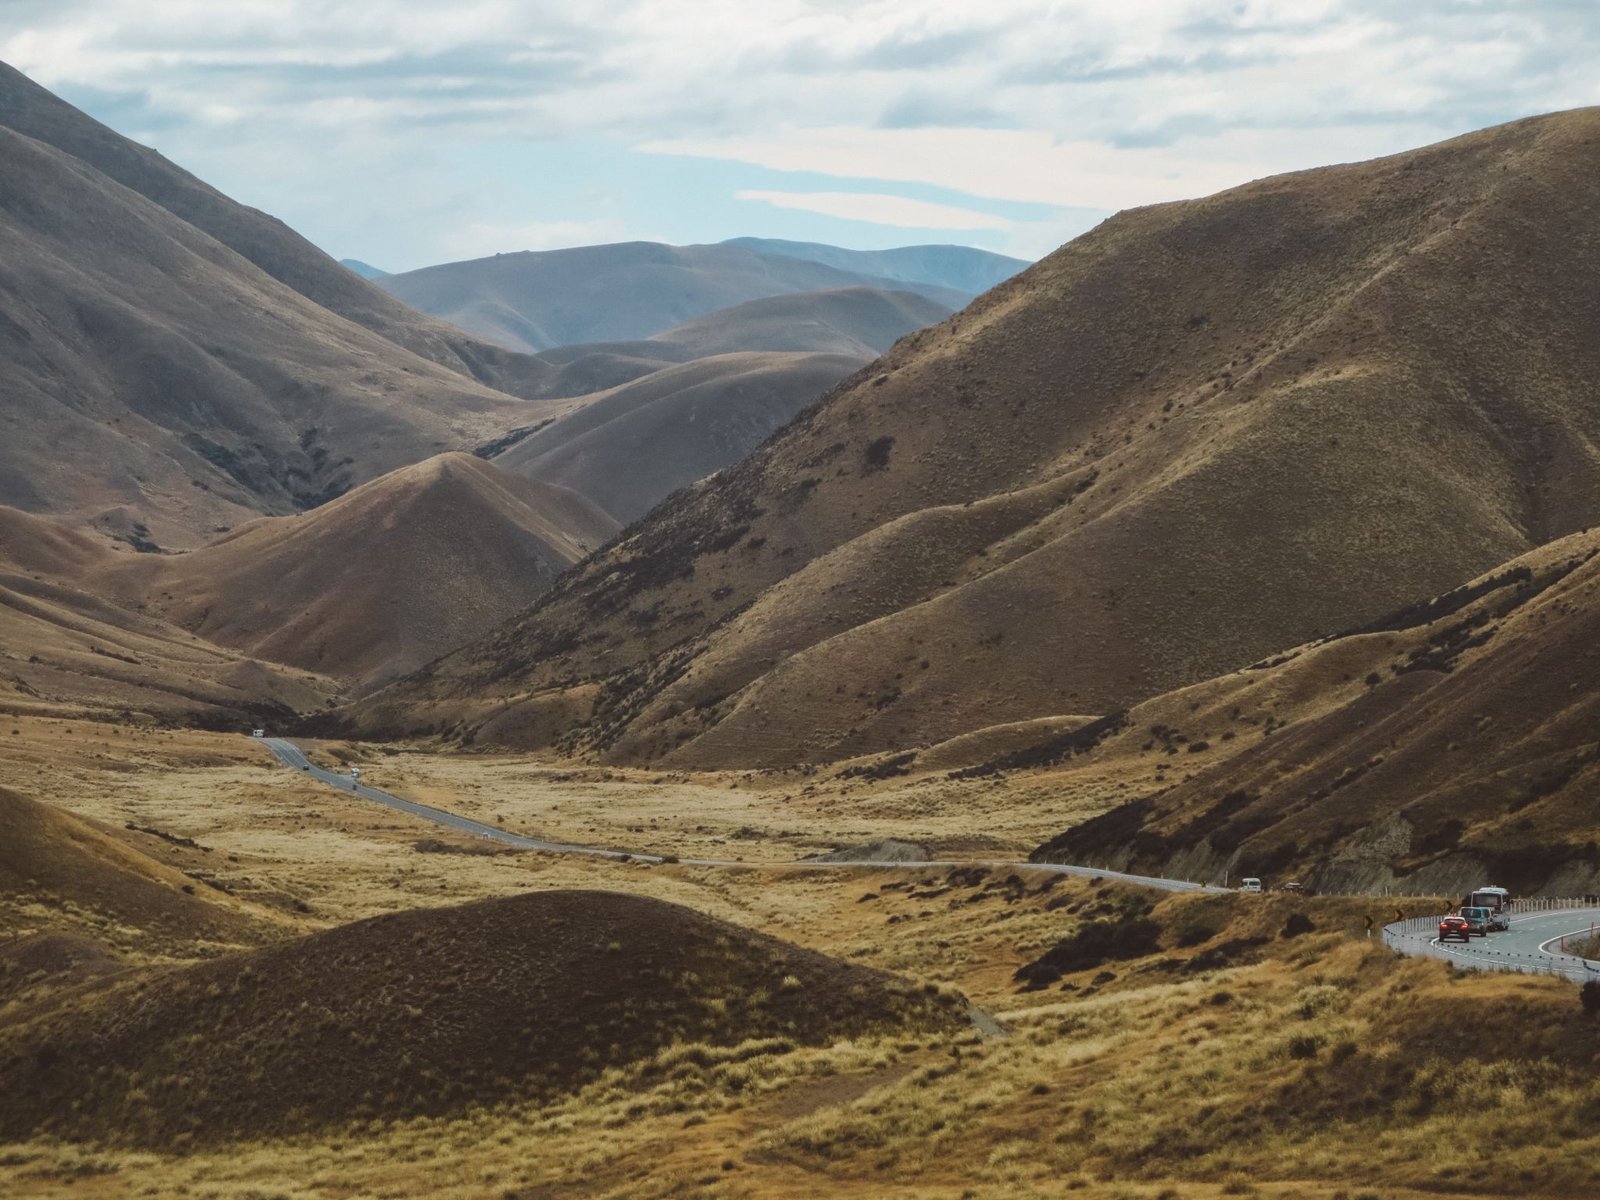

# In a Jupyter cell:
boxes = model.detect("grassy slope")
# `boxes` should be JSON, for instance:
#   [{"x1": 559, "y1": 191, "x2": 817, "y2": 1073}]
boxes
[{"x1": 0, "y1": 785, "x2": 288, "y2": 957}]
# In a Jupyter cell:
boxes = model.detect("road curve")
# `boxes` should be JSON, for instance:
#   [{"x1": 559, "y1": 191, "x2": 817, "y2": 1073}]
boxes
[
  {"x1": 1384, "y1": 906, "x2": 1600, "y2": 981},
  {"x1": 258, "y1": 737, "x2": 1224, "y2": 893}
]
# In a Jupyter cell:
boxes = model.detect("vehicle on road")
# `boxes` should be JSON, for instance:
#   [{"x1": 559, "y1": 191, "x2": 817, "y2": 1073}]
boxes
[
  {"x1": 1240, "y1": 878, "x2": 1263, "y2": 894},
  {"x1": 252, "y1": 728, "x2": 265, "y2": 737},
  {"x1": 1279, "y1": 881, "x2": 1305, "y2": 894},
  {"x1": 1439, "y1": 915, "x2": 1472, "y2": 942},
  {"x1": 1459, "y1": 906, "x2": 1493, "y2": 937},
  {"x1": 1466, "y1": 887, "x2": 1512, "y2": 931},
  {"x1": 350, "y1": 768, "x2": 361, "y2": 783}
]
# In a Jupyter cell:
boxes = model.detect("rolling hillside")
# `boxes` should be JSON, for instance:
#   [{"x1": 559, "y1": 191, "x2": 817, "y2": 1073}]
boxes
[
  {"x1": 493, "y1": 352, "x2": 868, "y2": 522},
  {"x1": 349, "y1": 108, "x2": 1600, "y2": 767},
  {"x1": 0, "y1": 786, "x2": 285, "y2": 955},
  {"x1": 96, "y1": 454, "x2": 618, "y2": 691},
  {"x1": 0, "y1": 506, "x2": 341, "y2": 722},
  {"x1": 377, "y1": 241, "x2": 969, "y2": 353}
]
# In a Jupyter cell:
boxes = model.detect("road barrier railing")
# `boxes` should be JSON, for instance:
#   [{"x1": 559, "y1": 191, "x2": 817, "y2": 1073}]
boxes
[{"x1": 1383, "y1": 901, "x2": 1600, "y2": 982}]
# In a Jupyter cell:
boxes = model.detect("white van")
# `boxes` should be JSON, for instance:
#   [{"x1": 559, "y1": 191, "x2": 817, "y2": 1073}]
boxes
[{"x1": 1240, "y1": 877, "x2": 1263, "y2": 894}]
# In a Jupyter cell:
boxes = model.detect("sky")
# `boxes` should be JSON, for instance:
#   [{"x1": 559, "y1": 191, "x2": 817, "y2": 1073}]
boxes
[{"x1": 4, "y1": 1, "x2": 1598, "y2": 273}]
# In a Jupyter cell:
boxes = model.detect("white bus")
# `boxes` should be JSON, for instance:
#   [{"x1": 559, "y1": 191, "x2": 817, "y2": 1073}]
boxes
[{"x1": 1466, "y1": 886, "x2": 1511, "y2": 931}]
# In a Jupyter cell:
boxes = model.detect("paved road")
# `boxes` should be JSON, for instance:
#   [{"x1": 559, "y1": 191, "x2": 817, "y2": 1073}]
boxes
[
  {"x1": 257, "y1": 737, "x2": 1225, "y2": 892},
  {"x1": 1384, "y1": 905, "x2": 1600, "y2": 981}
]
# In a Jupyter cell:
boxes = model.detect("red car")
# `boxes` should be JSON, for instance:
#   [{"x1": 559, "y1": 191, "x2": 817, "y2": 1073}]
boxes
[{"x1": 1439, "y1": 915, "x2": 1471, "y2": 943}]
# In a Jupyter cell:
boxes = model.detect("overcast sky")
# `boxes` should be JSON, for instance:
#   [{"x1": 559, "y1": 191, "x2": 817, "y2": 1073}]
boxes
[{"x1": 5, "y1": 1, "x2": 1598, "y2": 271}]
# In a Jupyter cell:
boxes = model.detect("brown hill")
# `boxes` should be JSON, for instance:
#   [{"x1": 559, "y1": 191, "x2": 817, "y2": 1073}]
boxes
[
  {"x1": 0, "y1": 506, "x2": 340, "y2": 721},
  {"x1": 0, "y1": 889, "x2": 964, "y2": 1144},
  {"x1": 97, "y1": 454, "x2": 618, "y2": 691},
  {"x1": 1032, "y1": 528, "x2": 1600, "y2": 897},
  {"x1": 650, "y1": 287, "x2": 952, "y2": 358},
  {"x1": 378, "y1": 240, "x2": 968, "y2": 353},
  {"x1": 0, "y1": 119, "x2": 558, "y2": 548},
  {"x1": 493, "y1": 352, "x2": 868, "y2": 522},
  {"x1": 0, "y1": 60, "x2": 561, "y2": 399},
  {"x1": 0, "y1": 786, "x2": 284, "y2": 956},
  {"x1": 350, "y1": 108, "x2": 1600, "y2": 767}
]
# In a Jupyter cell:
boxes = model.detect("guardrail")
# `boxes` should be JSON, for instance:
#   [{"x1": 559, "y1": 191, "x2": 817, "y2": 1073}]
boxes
[{"x1": 1383, "y1": 901, "x2": 1600, "y2": 982}]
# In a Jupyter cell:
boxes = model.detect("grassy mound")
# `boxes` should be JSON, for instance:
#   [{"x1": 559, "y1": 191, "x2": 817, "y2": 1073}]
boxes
[
  {"x1": 0, "y1": 787, "x2": 280, "y2": 955},
  {"x1": 0, "y1": 889, "x2": 965, "y2": 1145}
]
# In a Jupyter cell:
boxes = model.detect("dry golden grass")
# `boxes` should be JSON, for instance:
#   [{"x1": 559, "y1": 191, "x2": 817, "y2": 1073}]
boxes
[{"x1": 6, "y1": 721, "x2": 1600, "y2": 1198}]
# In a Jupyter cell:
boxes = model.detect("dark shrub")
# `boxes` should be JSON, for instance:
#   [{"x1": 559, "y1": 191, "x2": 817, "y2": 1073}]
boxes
[
  {"x1": 1281, "y1": 912, "x2": 1316, "y2": 939},
  {"x1": 1581, "y1": 980, "x2": 1600, "y2": 1015}
]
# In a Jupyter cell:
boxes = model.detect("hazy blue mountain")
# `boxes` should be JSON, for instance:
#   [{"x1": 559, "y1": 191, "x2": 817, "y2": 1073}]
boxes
[
  {"x1": 721, "y1": 237, "x2": 1029, "y2": 297},
  {"x1": 340, "y1": 258, "x2": 390, "y2": 279}
]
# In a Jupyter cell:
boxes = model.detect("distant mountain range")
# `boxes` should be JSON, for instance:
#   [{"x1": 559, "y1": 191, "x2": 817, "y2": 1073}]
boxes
[
  {"x1": 372, "y1": 240, "x2": 1014, "y2": 353},
  {"x1": 720, "y1": 237, "x2": 1028, "y2": 296}
]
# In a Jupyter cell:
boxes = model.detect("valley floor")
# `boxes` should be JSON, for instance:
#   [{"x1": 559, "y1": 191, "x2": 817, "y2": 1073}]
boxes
[{"x1": 4, "y1": 719, "x2": 1599, "y2": 1199}]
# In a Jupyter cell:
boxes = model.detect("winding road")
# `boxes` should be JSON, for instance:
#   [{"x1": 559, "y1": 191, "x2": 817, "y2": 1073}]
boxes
[
  {"x1": 1383, "y1": 905, "x2": 1600, "y2": 981},
  {"x1": 258, "y1": 736, "x2": 1224, "y2": 892},
  {"x1": 262, "y1": 738, "x2": 1600, "y2": 983}
]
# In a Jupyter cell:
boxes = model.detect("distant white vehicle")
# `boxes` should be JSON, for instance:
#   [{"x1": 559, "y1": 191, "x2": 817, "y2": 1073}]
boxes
[
  {"x1": 251, "y1": 729, "x2": 265, "y2": 738},
  {"x1": 349, "y1": 767, "x2": 361, "y2": 783},
  {"x1": 1240, "y1": 877, "x2": 1263, "y2": 894}
]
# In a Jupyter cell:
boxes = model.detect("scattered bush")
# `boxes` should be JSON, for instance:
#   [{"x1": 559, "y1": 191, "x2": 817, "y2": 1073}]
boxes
[{"x1": 1013, "y1": 916, "x2": 1163, "y2": 989}]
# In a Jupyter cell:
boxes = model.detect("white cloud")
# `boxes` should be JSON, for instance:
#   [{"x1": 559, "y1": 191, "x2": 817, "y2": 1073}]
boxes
[
  {"x1": 735, "y1": 189, "x2": 1012, "y2": 230},
  {"x1": 4, "y1": 0, "x2": 1600, "y2": 264},
  {"x1": 669, "y1": 127, "x2": 1305, "y2": 212}
]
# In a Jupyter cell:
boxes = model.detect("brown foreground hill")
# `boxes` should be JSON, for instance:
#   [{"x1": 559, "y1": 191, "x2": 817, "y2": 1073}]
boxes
[
  {"x1": 94, "y1": 454, "x2": 618, "y2": 691},
  {"x1": 0, "y1": 888, "x2": 964, "y2": 1145},
  {"x1": 1029, "y1": 526, "x2": 1600, "y2": 896},
  {"x1": 349, "y1": 107, "x2": 1600, "y2": 766}
]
